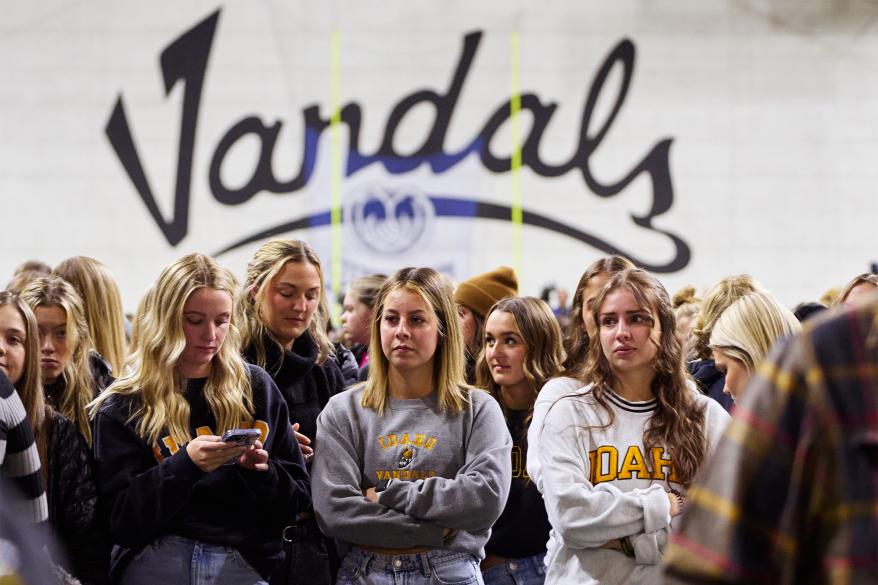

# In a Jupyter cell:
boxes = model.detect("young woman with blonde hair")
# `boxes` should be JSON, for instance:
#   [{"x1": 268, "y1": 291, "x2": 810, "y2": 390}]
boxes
[
  {"x1": 537, "y1": 268, "x2": 729, "y2": 584},
  {"x1": 710, "y1": 290, "x2": 801, "y2": 401},
  {"x1": 238, "y1": 239, "x2": 345, "y2": 584},
  {"x1": 54, "y1": 256, "x2": 128, "y2": 376},
  {"x1": 313, "y1": 267, "x2": 512, "y2": 585},
  {"x1": 20, "y1": 275, "x2": 112, "y2": 445},
  {"x1": 90, "y1": 253, "x2": 308, "y2": 585},
  {"x1": 476, "y1": 297, "x2": 564, "y2": 585},
  {"x1": 0, "y1": 292, "x2": 108, "y2": 583}
]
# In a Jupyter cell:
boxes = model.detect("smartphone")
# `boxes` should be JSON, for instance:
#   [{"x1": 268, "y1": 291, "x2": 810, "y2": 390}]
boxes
[{"x1": 221, "y1": 428, "x2": 261, "y2": 446}]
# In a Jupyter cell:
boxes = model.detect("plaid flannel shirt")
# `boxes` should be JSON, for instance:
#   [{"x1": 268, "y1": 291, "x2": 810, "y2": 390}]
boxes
[{"x1": 664, "y1": 300, "x2": 878, "y2": 585}]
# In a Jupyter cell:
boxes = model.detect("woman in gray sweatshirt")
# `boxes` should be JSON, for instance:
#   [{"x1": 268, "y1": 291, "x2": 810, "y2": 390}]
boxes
[{"x1": 313, "y1": 267, "x2": 512, "y2": 585}]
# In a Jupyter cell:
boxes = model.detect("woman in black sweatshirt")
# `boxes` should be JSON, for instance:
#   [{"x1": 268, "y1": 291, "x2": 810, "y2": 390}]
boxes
[
  {"x1": 90, "y1": 253, "x2": 309, "y2": 585},
  {"x1": 237, "y1": 239, "x2": 345, "y2": 585}
]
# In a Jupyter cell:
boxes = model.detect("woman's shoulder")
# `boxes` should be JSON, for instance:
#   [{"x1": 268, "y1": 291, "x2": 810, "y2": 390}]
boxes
[{"x1": 537, "y1": 376, "x2": 588, "y2": 403}]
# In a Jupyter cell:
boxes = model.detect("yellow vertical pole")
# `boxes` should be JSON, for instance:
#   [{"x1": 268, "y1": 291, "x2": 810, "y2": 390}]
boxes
[{"x1": 510, "y1": 31, "x2": 523, "y2": 276}]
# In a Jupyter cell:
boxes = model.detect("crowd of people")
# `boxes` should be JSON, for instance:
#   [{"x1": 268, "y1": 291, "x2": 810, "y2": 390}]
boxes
[{"x1": 0, "y1": 243, "x2": 876, "y2": 585}]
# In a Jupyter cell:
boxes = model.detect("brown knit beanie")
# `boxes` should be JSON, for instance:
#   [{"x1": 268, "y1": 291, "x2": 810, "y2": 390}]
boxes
[{"x1": 454, "y1": 266, "x2": 519, "y2": 319}]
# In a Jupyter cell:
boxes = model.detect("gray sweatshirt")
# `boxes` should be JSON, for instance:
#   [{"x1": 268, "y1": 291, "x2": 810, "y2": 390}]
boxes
[{"x1": 312, "y1": 385, "x2": 512, "y2": 559}]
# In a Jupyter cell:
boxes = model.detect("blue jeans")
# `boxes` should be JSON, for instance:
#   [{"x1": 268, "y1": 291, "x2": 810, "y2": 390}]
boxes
[
  {"x1": 336, "y1": 547, "x2": 484, "y2": 585},
  {"x1": 481, "y1": 553, "x2": 546, "y2": 585},
  {"x1": 119, "y1": 535, "x2": 267, "y2": 585}
]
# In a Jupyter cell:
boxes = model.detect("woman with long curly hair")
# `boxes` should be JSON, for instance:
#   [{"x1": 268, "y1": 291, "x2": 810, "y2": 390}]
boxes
[
  {"x1": 537, "y1": 268, "x2": 729, "y2": 584},
  {"x1": 90, "y1": 253, "x2": 309, "y2": 585}
]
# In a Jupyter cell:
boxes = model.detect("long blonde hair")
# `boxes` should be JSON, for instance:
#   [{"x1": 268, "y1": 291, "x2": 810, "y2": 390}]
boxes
[
  {"x1": 238, "y1": 239, "x2": 333, "y2": 368},
  {"x1": 54, "y1": 256, "x2": 128, "y2": 376},
  {"x1": 585, "y1": 268, "x2": 707, "y2": 487},
  {"x1": 361, "y1": 267, "x2": 468, "y2": 415},
  {"x1": 710, "y1": 290, "x2": 801, "y2": 372},
  {"x1": 20, "y1": 276, "x2": 95, "y2": 445},
  {"x1": 90, "y1": 254, "x2": 253, "y2": 447}
]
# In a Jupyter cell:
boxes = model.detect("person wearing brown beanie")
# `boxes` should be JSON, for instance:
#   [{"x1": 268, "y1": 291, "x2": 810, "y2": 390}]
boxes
[{"x1": 454, "y1": 266, "x2": 518, "y2": 384}]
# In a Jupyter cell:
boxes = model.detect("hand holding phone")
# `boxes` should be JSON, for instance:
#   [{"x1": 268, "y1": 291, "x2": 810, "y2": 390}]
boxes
[{"x1": 221, "y1": 428, "x2": 261, "y2": 446}]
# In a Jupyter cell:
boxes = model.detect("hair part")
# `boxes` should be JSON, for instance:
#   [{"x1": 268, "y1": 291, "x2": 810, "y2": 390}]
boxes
[
  {"x1": 238, "y1": 239, "x2": 334, "y2": 369},
  {"x1": 361, "y1": 267, "x2": 468, "y2": 415},
  {"x1": 90, "y1": 254, "x2": 253, "y2": 446},
  {"x1": 585, "y1": 268, "x2": 707, "y2": 487},
  {"x1": 834, "y1": 272, "x2": 878, "y2": 307}
]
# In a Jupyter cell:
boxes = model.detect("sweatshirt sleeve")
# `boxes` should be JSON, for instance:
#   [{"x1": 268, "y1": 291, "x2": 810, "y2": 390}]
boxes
[
  {"x1": 92, "y1": 408, "x2": 207, "y2": 547},
  {"x1": 312, "y1": 398, "x2": 445, "y2": 548},
  {"x1": 377, "y1": 394, "x2": 512, "y2": 533},
  {"x1": 537, "y1": 397, "x2": 671, "y2": 549},
  {"x1": 235, "y1": 368, "x2": 311, "y2": 525}
]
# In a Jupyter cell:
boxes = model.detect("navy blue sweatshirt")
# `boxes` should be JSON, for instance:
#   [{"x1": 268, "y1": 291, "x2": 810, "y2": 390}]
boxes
[
  {"x1": 484, "y1": 409, "x2": 551, "y2": 559},
  {"x1": 92, "y1": 363, "x2": 310, "y2": 580}
]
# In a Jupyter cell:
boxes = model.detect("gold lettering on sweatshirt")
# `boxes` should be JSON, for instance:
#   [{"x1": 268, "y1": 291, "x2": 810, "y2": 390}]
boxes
[{"x1": 587, "y1": 445, "x2": 679, "y2": 485}]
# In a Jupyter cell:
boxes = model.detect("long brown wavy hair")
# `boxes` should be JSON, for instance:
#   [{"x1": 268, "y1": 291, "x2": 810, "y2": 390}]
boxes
[
  {"x1": 584, "y1": 268, "x2": 707, "y2": 486},
  {"x1": 476, "y1": 296, "x2": 564, "y2": 466},
  {"x1": 561, "y1": 255, "x2": 636, "y2": 381}
]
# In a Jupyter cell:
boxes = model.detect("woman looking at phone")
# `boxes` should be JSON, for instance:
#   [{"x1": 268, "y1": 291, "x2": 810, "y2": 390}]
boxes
[
  {"x1": 90, "y1": 253, "x2": 309, "y2": 585},
  {"x1": 313, "y1": 267, "x2": 512, "y2": 585},
  {"x1": 537, "y1": 269, "x2": 729, "y2": 584}
]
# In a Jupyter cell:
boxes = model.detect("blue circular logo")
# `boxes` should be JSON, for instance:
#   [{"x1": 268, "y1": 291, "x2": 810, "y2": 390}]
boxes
[{"x1": 346, "y1": 183, "x2": 434, "y2": 254}]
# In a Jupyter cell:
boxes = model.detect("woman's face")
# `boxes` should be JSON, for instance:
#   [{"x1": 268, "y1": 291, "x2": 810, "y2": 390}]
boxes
[
  {"x1": 381, "y1": 289, "x2": 439, "y2": 376},
  {"x1": 581, "y1": 272, "x2": 611, "y2": 339},
  {"x1": 844, "y1": 282, "x2": 877, "y2": 307},
  {"x1": 457, "y1": 304, "x2": 477, "y2": 350},
  {"x1": 259, "y1": 261, "x2": 321, "y2": 349},
  {"x1": 341, "y1": 290, "x2": 372, "y2": 346},
  {"x1": 484, "y1": 310, "x2": 528, "y2": 392},
  {"x1": 713, "y1": 348, "x2": 749, "y2": 401},
  {"x1": 0, "y1": 305, "x2": 27, "y2": 385},
  {"x1": 179, "y1": 287, "x2": 232, "y2": 379},
  {"x1": 35, "y1": 304, "x2": 71, "y2": 384},
  {"x1": 598, "y1": 287, "x2": 661, "y2": 378}
]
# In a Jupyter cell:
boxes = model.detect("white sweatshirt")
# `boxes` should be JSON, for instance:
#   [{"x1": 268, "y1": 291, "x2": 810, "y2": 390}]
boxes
[{"x1": 537, "y1": 384, "x2": 729, "y2": 585}]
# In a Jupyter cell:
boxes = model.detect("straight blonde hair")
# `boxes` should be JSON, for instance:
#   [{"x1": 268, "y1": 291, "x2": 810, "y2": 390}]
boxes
[
  {"x1": 361, "y1": 267, "x2": 468, "y2": 415},
  {"x1": 238, "y1": 239, "x2": 333, "y2": 369},
  {"x1": 90, "y1": 254, "x2": 253, "y2": 447},
  {"x1": 54, "y1": 256, "x2": 128, "y2": 376},
  {"x1": 710, "y1": 290, "x2": 801, "y2": 372},
  {"x1": 21, "y1": 276, "x2": 95, "y2": 445}
]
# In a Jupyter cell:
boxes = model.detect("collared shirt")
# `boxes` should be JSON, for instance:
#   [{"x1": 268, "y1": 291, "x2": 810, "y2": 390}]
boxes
[{"x1": 664, "y1": 300, "x2": 878, "y2": 584}]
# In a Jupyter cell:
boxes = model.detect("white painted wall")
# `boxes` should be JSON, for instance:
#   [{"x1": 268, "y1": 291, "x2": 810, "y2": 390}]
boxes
[{"x1": 2, "y1": 1, "x2": 876, "y2": 310}]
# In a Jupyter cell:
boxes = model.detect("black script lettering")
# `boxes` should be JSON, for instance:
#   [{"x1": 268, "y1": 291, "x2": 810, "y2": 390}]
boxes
[
  {"x1": 208, "y1": 107, "x2": 330, "y2": 205},
  {"x1": 105, "y1": 10, "x2": 219, "y2": 246}
]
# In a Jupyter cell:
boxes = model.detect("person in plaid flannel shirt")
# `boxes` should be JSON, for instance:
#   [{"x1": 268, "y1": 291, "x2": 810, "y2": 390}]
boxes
[{"x1": 664, "y1": 294, "x2": 878, "y2": 584}]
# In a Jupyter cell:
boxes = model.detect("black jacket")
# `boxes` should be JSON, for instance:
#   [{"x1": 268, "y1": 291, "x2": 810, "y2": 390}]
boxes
[
  {"x1": 690, "y1": 359, "x2": 734, "y2": 412},
  {"x1": 243, "y1": 333, "x2": 345, "y2": 445},
  {"x1": 46, "y1": 410, "x2": 109, "y2": 584}
]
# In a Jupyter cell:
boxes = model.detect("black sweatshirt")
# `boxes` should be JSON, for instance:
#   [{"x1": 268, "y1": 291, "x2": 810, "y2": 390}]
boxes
[
  {"x1": 484, "y1": 409, "x2": 551, "y2": 559},
  {"x1": 243, "y1": 332, "x2": 345, "y2": 448},
  {"x1": 92, "y1": 364, "x2": 310, "y2": 580}
]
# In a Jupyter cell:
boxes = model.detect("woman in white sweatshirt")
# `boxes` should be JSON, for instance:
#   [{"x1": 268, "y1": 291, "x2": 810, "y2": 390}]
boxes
[{"x1": 538, "y1": 268, "x2": 729, "y2": 585}]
